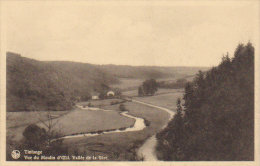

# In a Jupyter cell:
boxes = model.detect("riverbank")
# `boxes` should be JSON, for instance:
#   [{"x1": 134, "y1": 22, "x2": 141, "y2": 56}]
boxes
[
  {"x1": 134, "y1": 99, "x2": 176, "y2": 161},
  {"x1": 56, "y1": 105, "x2": 146, "y2": 140}
]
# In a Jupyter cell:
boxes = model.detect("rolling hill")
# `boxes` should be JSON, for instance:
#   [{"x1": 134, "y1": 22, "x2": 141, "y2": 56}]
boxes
[{"x1": 6, "y1": 52, "x2": 208, "y2": 112}]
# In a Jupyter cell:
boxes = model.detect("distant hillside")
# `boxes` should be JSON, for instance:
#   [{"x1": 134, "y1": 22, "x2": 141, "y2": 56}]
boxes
[
  {"x1": 99, "y1": 65, "x2": 208, "y2": 79},
  {"x1": 7, "y1": 52, "x2": 118, "y2": 112},
  {"x1": 7, "y1": 52, "x2": 208, "y2": 112}
]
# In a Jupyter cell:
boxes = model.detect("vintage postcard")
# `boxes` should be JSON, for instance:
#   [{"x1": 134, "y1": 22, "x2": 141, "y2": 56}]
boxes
[{"x1": 0, "y1": 0, "x2": 259, "y2": 166}]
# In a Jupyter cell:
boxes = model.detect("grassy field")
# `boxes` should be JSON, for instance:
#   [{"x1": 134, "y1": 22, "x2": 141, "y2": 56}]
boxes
[
  {"x1": 78, "y1": 99, "x2": 124, "y2": 108},
  {"x1": 7, "y1": 110, "x2": 69, "y2": 141},
  {"x1": 39, "y1": 108, "x2": 135, "y2": 136},
  {"x1": 62, "y1": 90, "x2": 183, "y2": 160},
  {"x1": 122, "y1": 88, "x2": 184, "y2": 97},
  {"x1": 133, "y1": 89, "x2": 184, "y2": 110},
  {"x1": 7, "y1": 89, "x2": 184, "y2": 160},
  {"x1": 63, "y1": 101, "x2": 171, "y2": 160},
  {"x1": 7, "y1": 111, "x2": 69, "y2": 128},
  {"x1": 7, "y1": 105, "x2": 135, "y2": 141}
]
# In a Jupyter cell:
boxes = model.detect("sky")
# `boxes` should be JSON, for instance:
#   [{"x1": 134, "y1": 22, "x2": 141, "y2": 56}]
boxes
[{"x1": 1, "y1": 1, "x2": 259, "y2": 67}]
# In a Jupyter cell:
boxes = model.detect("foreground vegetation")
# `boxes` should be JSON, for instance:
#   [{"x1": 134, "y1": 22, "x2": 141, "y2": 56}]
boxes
[{"x1": 156, "y1": 43, "x2": 254, "y2": 161}]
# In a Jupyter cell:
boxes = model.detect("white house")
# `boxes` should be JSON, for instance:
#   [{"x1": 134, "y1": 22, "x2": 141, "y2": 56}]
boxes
[
  {"x1": 107, "y1": 90, "x2": 115, "y2": 97},
  {"x1": 91, "y1": 92, "x2": 100, "y2": 100},
  {"x1": 92, "y1": 95, "x2": 99, "y2": 100}
]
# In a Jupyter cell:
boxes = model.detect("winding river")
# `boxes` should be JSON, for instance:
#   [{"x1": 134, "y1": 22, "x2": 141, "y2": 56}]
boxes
[
  {"x1": 55, "y1": 101, "x2": 175, "y2": 161},
  {"x1": 57, "y1": 105, "x2": 146, "y2": 140},
  {"x1": 132, "y1": 99, "x2": 175, "y2": 161}
]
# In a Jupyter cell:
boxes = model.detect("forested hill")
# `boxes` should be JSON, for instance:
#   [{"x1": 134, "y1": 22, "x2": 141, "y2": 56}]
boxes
[
  {"x1": 7, "y1": 52, "x2": 118, "y2": 112},
  {"x1": 156, "y1": 42, "x2": 254, "y2": 161},
  {"x1": 98, "y1": 65, "x2": 209, "y2": 79},
  {"x1": 7, "y1": 53, "x2": 207, "y2": 112}
]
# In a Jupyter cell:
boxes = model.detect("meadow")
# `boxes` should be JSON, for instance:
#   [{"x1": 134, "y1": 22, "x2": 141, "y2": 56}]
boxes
[
  {"x1": 62, "y1": 89, "x2": 183, "y2": 160},
  {"x1": 7, "y1": 105, "x2": 135, "y2": 142},
  {"x1": 133, "y1": 89, "x2": 184, "y2": 110},
  {"x1": 7, "y1": 110, "x2": 69, "y2": 141},
  {"x1": 7, "y1": 111, "x2": 69, "y2": 128},
  {"x1": 122, "y1": 88, "x2": 184, "y2": 98},
  {"x1": 39, "y1": 108, "x2": 135, "y2": 136},
  {"x1": 78, "y1": 99, "x2": 125, "y2": 108},
  {"x1": 7, "y1": 87, "x2": 184, "y2": 161},
  {"x1": 110, "y1": 78, "x2": 143, "y2": 91}
]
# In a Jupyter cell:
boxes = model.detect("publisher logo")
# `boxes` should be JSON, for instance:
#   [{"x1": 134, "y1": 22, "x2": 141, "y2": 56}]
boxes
[{"x1": 11, "y1": 150, "x2": 20, "y2": 159}]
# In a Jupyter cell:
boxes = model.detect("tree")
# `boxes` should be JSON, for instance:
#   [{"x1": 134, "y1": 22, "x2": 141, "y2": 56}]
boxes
[
  {"x1": 22, "y1": 123, "x2": 67, "y2": 157},
  {"x1": 37, "y1": 111, "x2": 61, "y2": 145},
  {"x1": 22, "y1": 111, "x2": 68, "y2": 157},
  {"x1": 138, "y1": 86, "x2": 144, "y2": 96},
  {"x1": 156, "y1": 42, "x2": 254, "y2": 161},
  {"x1": 114, "y1": 88, "x2": 122, "y2": 97},
  {"x1": 141, "y1": 79, "x2": 158, "y2": 96},
  {"x1": 119, "y1": 104, "x2": 126, "y2": 112},
  {"x1": 23, "y1": 124, "x2": 47, "y2": 149}
]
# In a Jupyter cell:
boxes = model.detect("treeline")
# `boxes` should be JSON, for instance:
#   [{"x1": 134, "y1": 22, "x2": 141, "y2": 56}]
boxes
[
  {"x1": 158, "y1": 78, "x2": 188, "y2": 89},
  {"x1": 138, "y1": 79, "x2": 158, "y2": 96},
  {"x1": 99, "y1": 65, "x2": 208, "y2": 79},
  {"x1": 156, "y1": 43, "x2": 254, "y2": 161}
]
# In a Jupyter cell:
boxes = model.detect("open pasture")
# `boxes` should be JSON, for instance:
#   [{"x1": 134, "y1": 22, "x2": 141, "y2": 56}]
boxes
[
  {"x1": 7, "y1": 110, "x2": 69, "y2": 128},
  {"x1": 110, "y1": 78, "x2": 143, "y2": 91},
  {"x1": 78, "y1": 98, "x2": 125, "y2": 108},
  {"x1": 7, "y1": 106, "x2": 135, "y2": 142},
  {"x1": 38, "y1": 108, "x2": 135, "y2": 136},
  {"x1": 122, "y1": 88, "x2": 184, "y2": 97},
  {"x1": 133, "y1": 89, "x2": 184, "y2": 110},
  {"x1": 7, "y1": 110, "x2": 69, "y2": 141},
  {"x1": 64, "y1": 99, "x2": 174, "y2": 160}
]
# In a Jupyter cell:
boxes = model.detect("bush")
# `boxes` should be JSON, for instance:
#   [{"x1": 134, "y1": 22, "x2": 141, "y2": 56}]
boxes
[
  {"x1": 144, "y1": 119, "x2": 151, "y2": 127},
  {"x1": 119, "y1": 104, "x2": 126, "y2": 112}
]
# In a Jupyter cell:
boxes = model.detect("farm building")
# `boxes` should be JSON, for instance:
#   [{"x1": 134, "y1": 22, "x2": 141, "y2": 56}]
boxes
[
  {"x1": 91, "y1": 92, "x2": 100, "y2": 100},
  {"x1": 107, "y1": 90, "x2": 115, "y2": 97}
]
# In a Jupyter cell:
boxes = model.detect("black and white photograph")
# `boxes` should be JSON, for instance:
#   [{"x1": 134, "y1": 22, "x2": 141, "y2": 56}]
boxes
[{"x1": 0, "y1": 0, "x2": 259, "y2": 164}]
